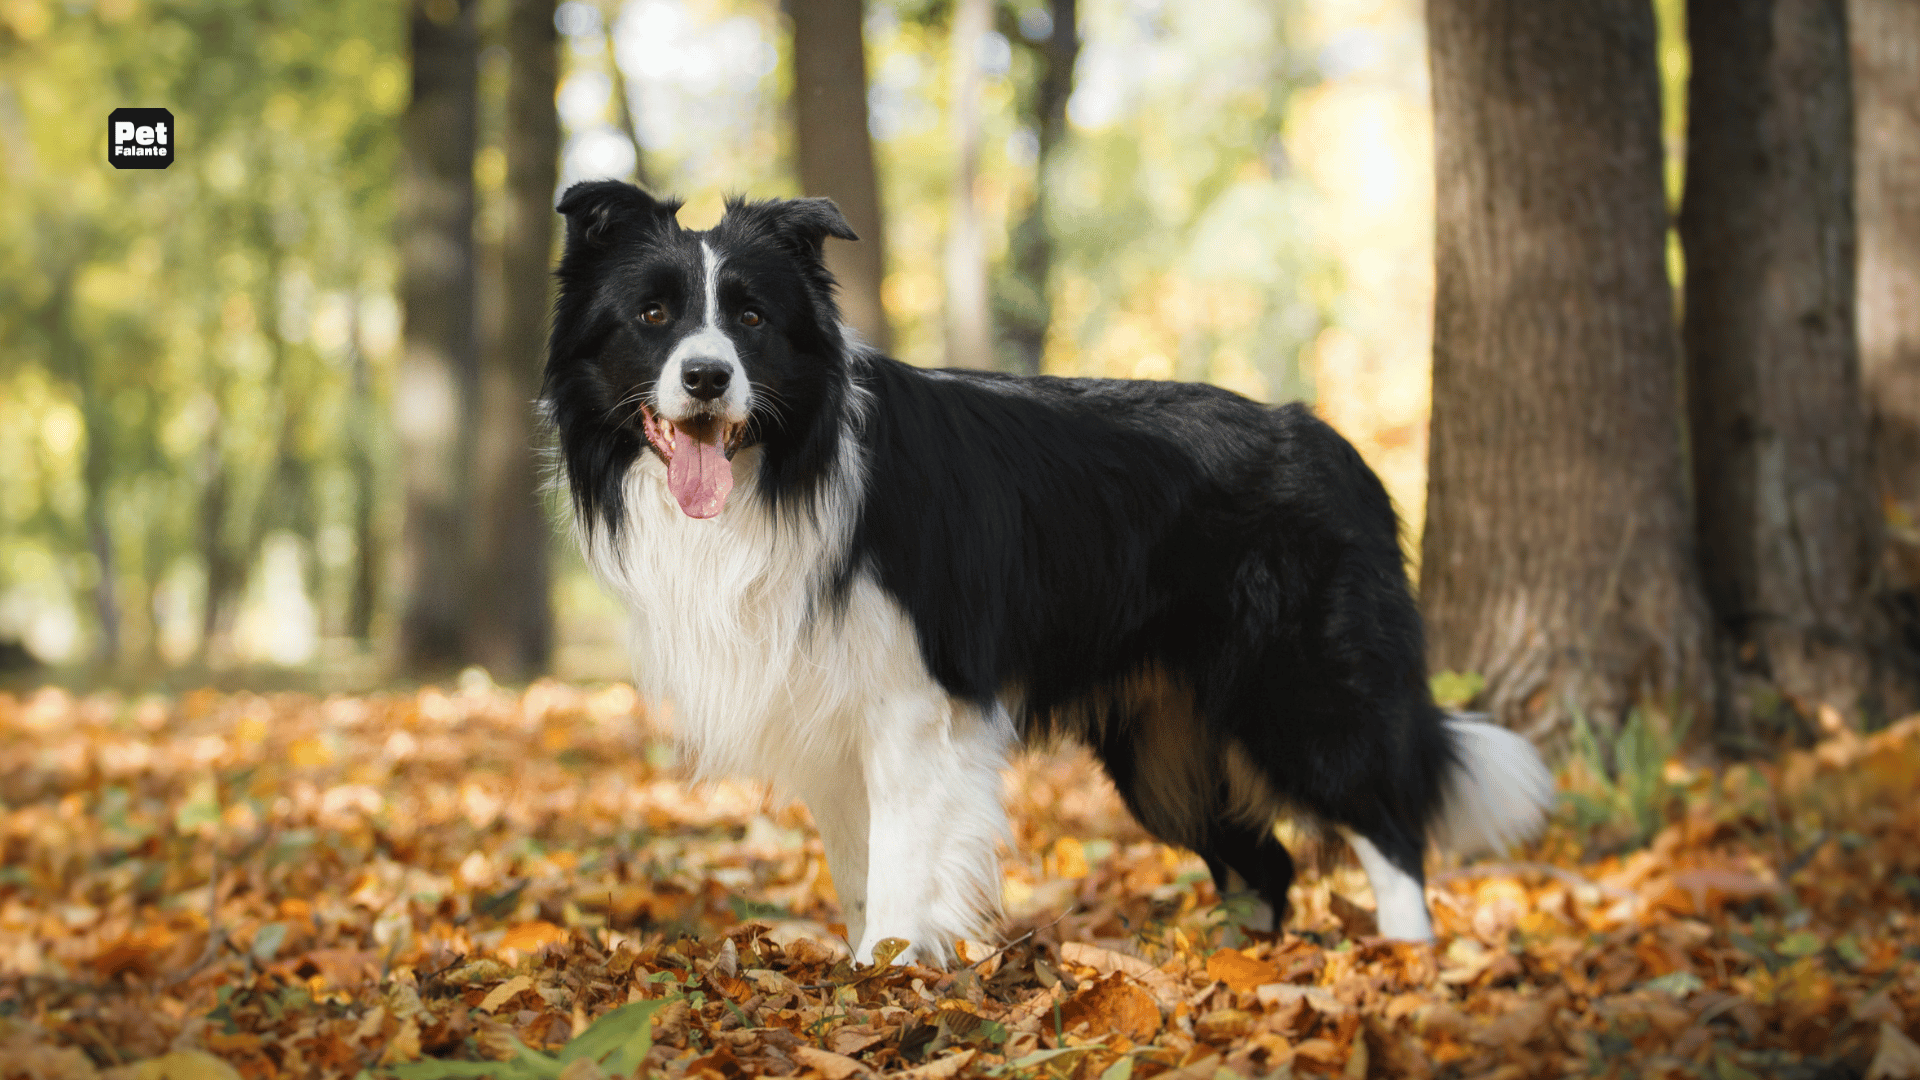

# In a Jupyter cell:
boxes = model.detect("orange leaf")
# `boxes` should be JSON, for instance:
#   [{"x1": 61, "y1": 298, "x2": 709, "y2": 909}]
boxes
[
  {"x1": 792, "y1": 1045, "x2": 870, "y2": 1079},
  {"x1": 1057, "y1": 972, "x2": 1163, "y2": 1043},
  {"x1": 498, "y1": 920, "x2": 568, "y2": 955},
  {"x1": 1205, "y1": 948, "x2": 1280, "y2": 992}
]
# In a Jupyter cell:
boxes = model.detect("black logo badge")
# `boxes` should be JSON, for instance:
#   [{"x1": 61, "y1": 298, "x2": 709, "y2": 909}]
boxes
[{"x1": 109, "y1": 108, "x2": 174, "y2": 169}]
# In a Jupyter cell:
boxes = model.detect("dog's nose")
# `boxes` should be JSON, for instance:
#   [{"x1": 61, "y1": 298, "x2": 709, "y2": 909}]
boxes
[{"x1": 681, "y1": 360, "x2": 732, "y2": 402}]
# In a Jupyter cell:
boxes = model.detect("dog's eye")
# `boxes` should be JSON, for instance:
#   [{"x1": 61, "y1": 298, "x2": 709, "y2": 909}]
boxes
[
  {"x1": 640, "y1": 302, "x2": 670, "y2": 325},
  {"x1": 739, "y1": 309, "x2": 763, "y2": 328}
]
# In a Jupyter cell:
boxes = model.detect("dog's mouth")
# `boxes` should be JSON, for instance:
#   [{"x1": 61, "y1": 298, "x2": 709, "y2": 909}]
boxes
[{"x1": 639, "y1": 404, "x2": 748, "y2": 519}]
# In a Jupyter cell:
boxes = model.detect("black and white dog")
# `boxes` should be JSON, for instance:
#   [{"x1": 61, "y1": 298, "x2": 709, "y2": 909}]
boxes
[{"x1": 542, "y1": 181, "x2": 1554, "y2": 964}]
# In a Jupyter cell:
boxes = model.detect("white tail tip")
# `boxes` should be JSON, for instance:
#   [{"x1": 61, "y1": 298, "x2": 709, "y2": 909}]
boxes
[{"x1": 1430, "y1": 714, "x2": 1556, "y2": 857}]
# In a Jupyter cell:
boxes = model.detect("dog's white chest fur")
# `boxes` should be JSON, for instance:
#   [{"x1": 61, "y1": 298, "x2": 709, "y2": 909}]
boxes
[
  {"x1": 585, "y1": 448, "x2": 922, "y2": 791},
  {"x1": 581, "y1": 442, "x2": 1015, "y2": 964}
]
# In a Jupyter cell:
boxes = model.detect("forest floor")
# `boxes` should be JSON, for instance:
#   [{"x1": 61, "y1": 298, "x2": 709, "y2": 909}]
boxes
[{"x1": 1, "y1": 682, "x2": 1918, "y2": 1080}]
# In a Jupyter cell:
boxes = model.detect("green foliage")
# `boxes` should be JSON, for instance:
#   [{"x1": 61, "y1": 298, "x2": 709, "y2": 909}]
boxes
[
  {"x1": 386, "y1": 998, "x2": 670, "y2": 1080},
  {"x1": 1429, "y1": 670, "x2": 1485, "y2": 710},
  {"x1": 1565, "y1": 707, "x2": 1691, "y2": 847},
  {"x1": 0, "y1": 0, "x2": 403, "y2": 666}
]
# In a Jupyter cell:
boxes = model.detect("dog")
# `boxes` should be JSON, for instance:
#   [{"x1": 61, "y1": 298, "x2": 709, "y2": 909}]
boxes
[{"x1": 541, "y1": 180, "x2": 1555, "y2": 965}]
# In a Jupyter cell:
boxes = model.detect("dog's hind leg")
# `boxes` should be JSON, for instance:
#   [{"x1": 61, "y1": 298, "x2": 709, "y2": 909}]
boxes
[
  {"x1": 1337, "y1": 820, "x2": 1433, "y2": 940},
  {"x1": 1089, "y1": 693, "x2": 1295, "y2": 933},
  {"x1": 1197, "y1": 819, "x2": 1293, "y2": 933}
]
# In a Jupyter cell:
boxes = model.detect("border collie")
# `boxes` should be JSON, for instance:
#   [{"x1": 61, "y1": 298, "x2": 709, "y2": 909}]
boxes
[{"x1": 542, "y1": 181, "x2": 1555, "y2": 965}]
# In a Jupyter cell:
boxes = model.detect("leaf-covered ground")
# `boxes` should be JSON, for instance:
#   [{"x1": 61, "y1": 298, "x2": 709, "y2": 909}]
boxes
[{"x1": 2, "y1": 682, "x2": 1919, "y2": 1079}]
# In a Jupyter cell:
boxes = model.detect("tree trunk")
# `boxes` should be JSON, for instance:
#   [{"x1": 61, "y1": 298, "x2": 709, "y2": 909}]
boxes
[
  {"x1": 1683, "y1": 0, "x2": 1896, "y2": 728},
  {"x1": 942, "y1": 0, "x2": 995, "y2": 370},
  {"x1": 397, "y1": 0, "x2": 482, "y2": 674},
  {"x1": 1003, "y1": 0, "x2": 1078, "y2": 376},
  {"x1": 601, "y1": 0, "x2": 649, "y2": 188},
  {"x1": 471, "y1": 0, "x2": 557, "y2": 681},
  {"x1": 1422, "y1": 0, "x2": 1714, "y2": 745},
  {"x1": 346, "y1": 306, "x2": 380, "y2": 645},
  {"x1": 790, "y1": 0, "x2": 892, "y2": 352},
  {"x1": 80, "y1": 395, "x2": 120, "y2": 666},
  {"x1": 1851, "y1": 0, "x2": 1920, "y2": 641}
]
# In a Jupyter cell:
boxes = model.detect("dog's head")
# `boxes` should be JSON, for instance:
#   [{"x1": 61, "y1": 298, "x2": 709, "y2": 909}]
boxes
[{"x1": 544, "y1": 181, "x2": 859, "y2": 525}]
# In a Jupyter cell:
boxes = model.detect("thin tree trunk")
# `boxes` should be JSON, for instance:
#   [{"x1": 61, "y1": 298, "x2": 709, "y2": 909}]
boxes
[
  {"x1": 791, "y1": 0, "x2": 892, "y2": 352},
  {"x1": 472, "y1": 0, "x2": 557, "y2": 681},
  {"x1": 1004, "y1": 0, "x2": 1078, "y2": 376},
  {"x1": 1423, "y1": 1, "x2": 1714, "y2": 745},
  {"x1": 1683, "y1": 0, "x2": 1896, "y2": 728},
  {"x1": 80, "y1": 395, "x2": 120, "y2": 666},
  {"x1": 602, "y1": 0, "x2": 649, "y2": 188},
  {"x1": 1851, "y1": 0, "x2": 1920, "y2": 638},
  {"x1": 397, "y1": 0, "x2": 482, "y2": 673},
  {"x1": 346, "y1": 304, "x2": 380, "y2": 645},
  {"x1": 197, "y1": 418, "x2": 235, "y2": 660},
  {"x1": 943, "y1": 0, "x2": 995, "y2": 370},
  {"x1": 45, "y1": 273, "x2": 121, "y2": 665}
]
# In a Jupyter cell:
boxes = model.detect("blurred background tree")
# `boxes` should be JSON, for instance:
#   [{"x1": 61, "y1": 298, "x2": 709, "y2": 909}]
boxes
[{"x1": 1, "y1": 0, "x2": 1910, "y2": 747}]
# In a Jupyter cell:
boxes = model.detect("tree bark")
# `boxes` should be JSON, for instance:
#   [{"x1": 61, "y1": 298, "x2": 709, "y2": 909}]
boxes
[
  {"x1": 397, "y1": 0, "x2": 482, "y2": 674},
  {"x1": 602, "y1": 0, "x2": 649, "y2": 188},
  {"x1": 1003, "y1": 0, "x2": 1078, "y2": 376},
  {"x1": 471, "y1": 0, "x2": 557, "y2": 681},
  {"x1": 790, "y1": 0, "x2": 892, "y2": 352},
  {"x1": 1683, "y1": 0, "x2": 1896, "y2": 727},
  {"x1": 942, "y1": 0, "x2": 995, "y2": 370},
  {"x1": 1422, "y1": 0, "x2": 1714, "y2": 745},
  {"x1": 1851, "y1": 0, "x2": 1920, "y2": 633},
  {"x1": 346, "y1": 305, "x2": 380, "y2": 645}
]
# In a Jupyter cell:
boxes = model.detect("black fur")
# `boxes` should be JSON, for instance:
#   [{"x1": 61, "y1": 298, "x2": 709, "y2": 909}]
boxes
[{"x1": 545, "y1": 182, "x2": 1457, "y2": 928}]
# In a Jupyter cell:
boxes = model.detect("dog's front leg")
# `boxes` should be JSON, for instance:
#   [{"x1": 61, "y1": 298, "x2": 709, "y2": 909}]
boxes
[
  {"x1": 794, "y1": 754, "x2": 871, "y2": 952},
  {"x1": 855, "y1": 693, "x2": 1011, "y2": 967}
]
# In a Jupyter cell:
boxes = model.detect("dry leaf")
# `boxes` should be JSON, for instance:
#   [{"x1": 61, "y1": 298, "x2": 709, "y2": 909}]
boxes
[
  {"x1": 1869, "y1": 1023, "x2": 1920, "y2": 1080},
  {"x1": 478, "y1": 974, "x2": 535, "y2": 1014},
  {"x1": 895, "y1": 1049, "x2": 976, "y2": 1080},
  {"x1": 1057, "y1": 972, "x2": 1162, "y2": 1042},
  {"x1": 828, "y1": 1025, "x2": 887, "y2": 1055},
  {"x1": 499, "y1": 921, "x2": 568, "y2": 954},
  {"x1": 792, "y1": 1044, "x2": 870, "y2": 1079},
  {"x1": 106, "y1": 1051, "x2": 243, "y2": 1080},
  {"x1": 1205, "y1": 949, "x2": 1280, "y2": 992}
]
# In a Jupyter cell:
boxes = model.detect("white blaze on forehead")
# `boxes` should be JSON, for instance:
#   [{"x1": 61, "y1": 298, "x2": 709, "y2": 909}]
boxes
[
  {"x1": 700, "y1": 240, "x2": 723, "y2": 330},
  {"x1": 656, "y1": 240, "x2": 749, "y2": 423}
]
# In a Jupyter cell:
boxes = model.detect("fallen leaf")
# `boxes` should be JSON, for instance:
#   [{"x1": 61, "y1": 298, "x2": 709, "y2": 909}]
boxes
[
  {"x1": 1057, "y1": 972, "x2": 1161, "y2": 1042},
  {"x1": 792, "y1": 1045, "x2": 870, "y2": 1079},
  {"x1": 896, "y1": 1048, "x2": 976, "y2": 1080},
  {"x1": 479, "y1": 975, "x2": 535, "y2": 1014},
  {"x1": 106, "y1": 1051, "x2": 243, "y2": 1080},
  {"x1": 1869, "y1": 1023, "x2": 1920, "y2": 1080},
  {"x1": 499, "y1": 921, "x2": 569, "y2": 954},
  {"x1": 1204, "y1": 949, "x2": 1280, "y2": 992}
]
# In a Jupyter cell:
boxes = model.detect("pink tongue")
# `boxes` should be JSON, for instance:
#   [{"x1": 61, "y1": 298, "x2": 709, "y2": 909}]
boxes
[{"x1": 667, "y1": 427, "x2": 733, "y2": 518}]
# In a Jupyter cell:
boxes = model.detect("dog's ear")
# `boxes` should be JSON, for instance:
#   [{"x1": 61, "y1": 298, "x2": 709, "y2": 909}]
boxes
[
  {"x1": 771, "y1": 197, "x2": 859, "y2": 256},
  {"x1": 556, "y1": 180, "x2": 679, "y2": 251},
  {"x1": 726, "y1": 196, "x2": 858, "y2": 262}
]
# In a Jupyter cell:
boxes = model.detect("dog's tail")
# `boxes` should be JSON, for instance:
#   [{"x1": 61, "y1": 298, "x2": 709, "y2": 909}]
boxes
[{"x1": 1428, "y1": 713, "x2": 1556, "y2": 857}]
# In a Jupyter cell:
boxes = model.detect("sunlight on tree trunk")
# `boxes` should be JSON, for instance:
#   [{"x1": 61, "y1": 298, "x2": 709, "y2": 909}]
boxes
[
  {"x1": 1423, "y1": 0, "x2": 1714, "y2": 746},
  {"x1": 943, "y1": 0, "x2": 995, "y2": 370},
  {"x1": 1851, "y1": 0, "x2": 1920, "y2": 639},
  {"x1": 1683, "y1": 0, "x2": 1904, "y2": 729},
  {"x1": 1004, "y1": 0, "x2": 1078, "y2": 377},
  {"x1": 601, "y1": 0, "x2": 649, "y2": 189},
  {"x1": 398, "y1": 0, "x2": 482, "y2": 674},
  {"x1": 472, "y1": 0, "x2": 558, "y2": 681},
  {"x1": 791, "y1": 0, "x2": 892, "y2": 353}
]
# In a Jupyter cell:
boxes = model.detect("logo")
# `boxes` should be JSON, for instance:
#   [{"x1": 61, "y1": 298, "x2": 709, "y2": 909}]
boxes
[{"x1": 109, "y1": 108, "x2": 174, "y2": 169}]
